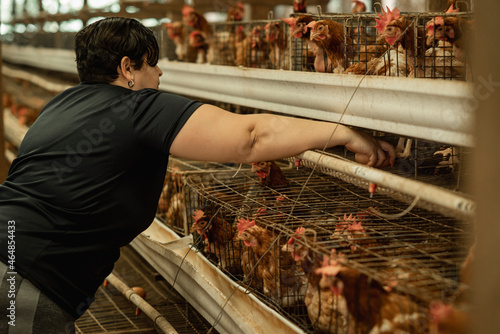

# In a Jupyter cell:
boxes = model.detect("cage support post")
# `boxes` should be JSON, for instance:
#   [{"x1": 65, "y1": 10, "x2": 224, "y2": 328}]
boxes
[{"x1": 471, "y1": 1, "x2": 500, "y2": 333}]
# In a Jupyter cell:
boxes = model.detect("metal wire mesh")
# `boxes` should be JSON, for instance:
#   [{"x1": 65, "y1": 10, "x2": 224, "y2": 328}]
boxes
[
  {"x1": 172, "y1": 158, "x2": 471, "y2": 333},
  {"x1": 156, "y1": 158, "x2": 245, "y2": 236},
  {"x1": 76, "y1": 246, "x2": 218, "y2": 334},
  {"x1": 288, "y1": 10, "x2": 472, "y2": 80},
  {"x1": 209, "y1": 19, "x2": 290, "y2": 69}
]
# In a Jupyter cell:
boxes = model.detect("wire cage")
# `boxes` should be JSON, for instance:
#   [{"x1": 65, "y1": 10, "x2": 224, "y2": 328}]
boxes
[
  {"x1": 287, "y1": 8, "x2": 473, "y2": 80},
  {"x1": 174, "y1": 157, "x2": 472, "y2": 333},
  {"x1": 156, "y1": 158, "x2": 247, "y2": 236},
  {"x1": 210, "y1": 19, "x2": 290, "y2": 70},
  {"x1": 346, "y1": 131, "x2": 472, "y2": 194}
]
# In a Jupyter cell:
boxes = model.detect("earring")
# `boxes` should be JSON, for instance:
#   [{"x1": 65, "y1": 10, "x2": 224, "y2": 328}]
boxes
[{"x1": 128, "y1": 79, "x2": 134, "y2": 88}]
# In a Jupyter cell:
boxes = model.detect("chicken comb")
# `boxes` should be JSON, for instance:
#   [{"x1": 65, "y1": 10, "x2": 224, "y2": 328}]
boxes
[
  {"x1": 256, "y1": 206, "x2": 267, "y2": 215},
  {"x1": 306, "y1": 21, "x2": 318, "y2": 30},
  {"x1": 282, "y1": 17, "x2": 297, "y2": 31},
  {"x1": 182, "y1": 5, "x2": 195, "y2": 17},
  {"x1": 426, "y1": 6, "x2": 457, "y2": 36},
  {"x1": 189, "y1": 30, "x2": 202, "y2": 38},
  {"x1": 295, "y1": 226, "x2": 306, "y2": 235},
  {"x1": 352, "y1": 1, "x2": 365, "y2": 8},
  {"x1": 347, "y1": 218, "x2": 364, "y2": 231},
  {"x1": 192, "y1": 210, "x2": 205, "y2": 222},
  {"x1": 343, "y1": 213, "x2": 355, "y2": 222},
  {"x1": 315, "y1": 256, "x2": 341, "y2": 276},
  {"x1": 237, "y1": 2, "x2": 245, "y2": 10},
  {"x1": 287, "y1": 226, "x2": 306, "y2": 244},
  {"x1": 429, "y1": 301, "x2": 453, "y2": 323},
  {"x1": 425, "y1": 17, "x2": 444, "y2": 36},
  {"x1": 315, "y1": 264, "x2": 341, "y2": 277},
  {"x1": 374, "y1": 6, "x2": 401, "y2": 34},
  {"x1": 445, "y1": 4, "x2": 459, "y2": 14},
  {"x1": 252, "y1": 26, "x2": 261, "y2": 35},
  {"x1": 237, "y1": 218, "x2": 255, "y2": 234}
]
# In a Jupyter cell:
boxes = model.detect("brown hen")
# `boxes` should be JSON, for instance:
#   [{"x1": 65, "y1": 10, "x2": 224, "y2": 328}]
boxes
[
  {"x1": 190, "y1": 209, "x2": 242, "y2": 275},
  {"x1": 238, "y1": 218, "x2": 304, "y2": 306},
  {"x1": 283, "y1": 228, "x2": 351, "y2": 333},
  {"x1": 318, "y1": 258, "x2": 430, "y2": 334},
  {"x1": 307, "y1": 19, "x2": 353, "y2": 73}
]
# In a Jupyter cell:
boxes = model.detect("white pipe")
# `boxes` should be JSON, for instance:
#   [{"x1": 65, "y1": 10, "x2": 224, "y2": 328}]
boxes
[
  {"x1": 2, "y1": 64, "x2": 73, "y2": 93},
  {"x1": 105, "y1": 273, "x2": 179, "y2": 334},
  {"x1": 296, "y1": 150, "x2": 475, "y2": 219},
  {"x1": 3, "y1": 109, "x2": 28, "y2": 148}
]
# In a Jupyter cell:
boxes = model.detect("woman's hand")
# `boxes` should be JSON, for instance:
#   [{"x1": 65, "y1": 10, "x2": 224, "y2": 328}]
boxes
[{"x1": 343, "y1": 128, "x2": 396, "y2": 168}]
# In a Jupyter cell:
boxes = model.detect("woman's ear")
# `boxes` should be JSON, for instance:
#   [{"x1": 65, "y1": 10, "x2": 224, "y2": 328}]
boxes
[{"x1": 118, "y1": 56, "x2": 134, "y2": 82}]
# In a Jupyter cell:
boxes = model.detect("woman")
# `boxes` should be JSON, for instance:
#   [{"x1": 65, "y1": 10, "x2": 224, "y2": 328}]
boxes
[{"x1": 0, "y1": 17, "x2": 394, "y2": 333}]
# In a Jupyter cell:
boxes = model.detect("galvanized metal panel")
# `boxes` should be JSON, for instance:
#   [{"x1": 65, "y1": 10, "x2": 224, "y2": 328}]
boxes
[
  {"x1": 2, "y1": 45, "x2": 475, "y2": 147},
  {"x1": 130, "y1": 220, "x2": 303, "y2": 334}
]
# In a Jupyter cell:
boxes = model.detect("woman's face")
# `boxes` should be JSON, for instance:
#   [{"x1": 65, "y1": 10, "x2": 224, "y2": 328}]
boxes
[{"x1": 132, "y1": 60, "x2": 163, "y2": 90}]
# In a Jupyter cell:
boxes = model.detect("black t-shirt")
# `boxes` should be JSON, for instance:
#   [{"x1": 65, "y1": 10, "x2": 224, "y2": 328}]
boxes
[{"x1": 0, "y1": 82, "x2": 202, "y2": 318}]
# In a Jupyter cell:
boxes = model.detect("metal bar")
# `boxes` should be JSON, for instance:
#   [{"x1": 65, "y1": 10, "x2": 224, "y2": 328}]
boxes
[
  {"x1": 105, "y1": 273, "x2": 179, "y2": 334},
  {"x1": 2, "y1": 45, "x2": 474, "y2": 147},
  {"x1": 296, "y1": 150, "x2": 475, "y2": 218}
]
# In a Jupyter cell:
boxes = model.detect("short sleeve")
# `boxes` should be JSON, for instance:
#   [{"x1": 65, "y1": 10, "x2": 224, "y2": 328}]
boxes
[{"x1": 131, "y1": 90, "x2": 203, "y2": 153}]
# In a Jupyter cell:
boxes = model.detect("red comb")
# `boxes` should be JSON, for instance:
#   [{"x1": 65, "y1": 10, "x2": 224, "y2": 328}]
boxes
[
  {"x1": 446, "y1": 5, "x2": 458, "y2": 14},
  {"x1": 182, "y1": 5, "x2": 194, "y2": 17},
  {"x1": 426, "y1": 17, "x2": 445, "y2": 36},
  {"x1": 343, "y1": 213, "x2": 355, "y2": 222},
  {"x1": 347, "y1": 218, "x2": 363, "y2": 231},
  {"x1": 306, "y1": 21, "x2": 317, "y2": 30},
  {"x1": 189, "y1": 30, "x2": 202, "y2": 38},
  {"x1": 237, "y1": 2, "x2": 244, "y2": 10},
  {"x1": 192, "y1": 210, "x2": 205, "y2": 222},
  {"x1": 256, "y1": 206, "x2": 266, "y2": 213},
  {"x1": 295, "y1": 226, "x2": 306, "y2": 235},
  {"x1": 282, "y1": 17, "x2": 297, "y2": 31},
  {"x1": 237, "y1": 218, "x2": 255, "y2": 234},
  {"x1": 375, "y1": 6, "x2": 401, "y2": 34}
]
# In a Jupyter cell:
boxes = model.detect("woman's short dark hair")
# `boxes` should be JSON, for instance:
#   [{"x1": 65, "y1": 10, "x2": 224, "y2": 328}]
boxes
[{"x1": 75, "y1": 17, "x2": 159, "y2": 83}]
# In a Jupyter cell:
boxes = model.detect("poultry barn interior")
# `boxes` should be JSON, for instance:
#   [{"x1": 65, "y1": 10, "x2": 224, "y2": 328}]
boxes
[{"x1": 2, "y1": 0, "x2": 500, "y2": 333}]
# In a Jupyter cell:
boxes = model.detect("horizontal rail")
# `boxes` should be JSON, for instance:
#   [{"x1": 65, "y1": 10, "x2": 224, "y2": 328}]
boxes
[
  {"x1": 2, "y1": 45, "x2": 475, "y2": 147},
  {"x1": 296, "y1": 150, "x2": 475, "y2": 219}
]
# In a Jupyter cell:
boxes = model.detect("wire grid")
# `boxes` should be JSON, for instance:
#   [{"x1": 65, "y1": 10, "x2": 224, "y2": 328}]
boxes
[
  {"x1": 287, "y1": 10, "x2": 472, "y2": 80},
  {"x1": 156, "y1": 158, "x2": 245, "y2": 236},
  {"x1": 329, "y1": 131, "x2": 472, "y2": 195},
  {"x1": 179, "y1": 159, "x2": 471, "y2": 332},
  {"x1": 76, "y1": 245, "x2": 218, "y2": 334},
  {"x1": 210, "y1": 19, "x2": 290, "y2": 69}
]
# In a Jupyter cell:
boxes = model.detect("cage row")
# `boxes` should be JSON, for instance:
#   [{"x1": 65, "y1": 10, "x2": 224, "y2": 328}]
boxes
[
  {"x1": 162, "y1": 6, "x2": 473, "y2": 81},
  {"x1": 155, "y1": 157, "x2": 472, "y2": 333}
]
